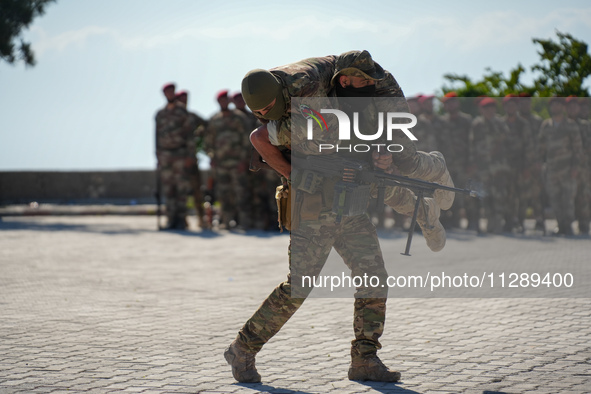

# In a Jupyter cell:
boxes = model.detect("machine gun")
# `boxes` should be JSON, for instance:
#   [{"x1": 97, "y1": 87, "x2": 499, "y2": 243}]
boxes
[{"x1": 291, "y1": 154, "x2": 479, "y2": 255}]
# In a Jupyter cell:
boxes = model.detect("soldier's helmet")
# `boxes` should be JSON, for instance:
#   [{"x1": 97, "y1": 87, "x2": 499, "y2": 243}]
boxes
[
  {"x1": 241, "y1": 69, "x2": 286, "y2": 120},
  {"x1": 330, "y1": 50, "x2": 386, "y2": 86}
]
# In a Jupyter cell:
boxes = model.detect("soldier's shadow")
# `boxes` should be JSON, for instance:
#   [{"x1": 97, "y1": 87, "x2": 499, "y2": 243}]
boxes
[{"x1": 236, "y1": 381, "x2": 421, "y2": 393}]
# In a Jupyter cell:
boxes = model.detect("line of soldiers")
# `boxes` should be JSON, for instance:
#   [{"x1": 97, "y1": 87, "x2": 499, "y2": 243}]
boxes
[
  {"x1": 407, "y1": 92, "x2": 591, "y2": 236},
  {"x1": 154, "y1": 83, "x2": 277, "y2": 231}
]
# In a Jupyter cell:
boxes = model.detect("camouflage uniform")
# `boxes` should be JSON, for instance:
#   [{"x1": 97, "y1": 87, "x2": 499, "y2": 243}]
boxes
[
  {"x1": 239, "y1": 107, "x2": 278, "y2": 230},
  {"x1": 414, "y1": 112, "x2": 446, "y2": 153},
  {"x1": 441, "y1": 110, "x2": 472, "y2": 228},
  {"x1": 204, "y1": 109, "x2": 252, "y2": 228},
  {"x1": 573, "y1": 116, "x2": 591, "y2": 234},
  {"x1": 470, "y1": 110, "x2": 515, "y2": 233},
  {"x1": 538, "y1": 117, "x2": 584, "y2": 234},
  {"x1": 520, "y1": 109, "x2": 545, "y2": 228},
  {"x1": 234, "y1": 52, "x2": 447, "y2": 373},
  {"x1": 155, "y1": 104, "x2": 200, "y2": 228},
  {"x1": 503, "y1": 112, "x2": 532, "y2": 231}
]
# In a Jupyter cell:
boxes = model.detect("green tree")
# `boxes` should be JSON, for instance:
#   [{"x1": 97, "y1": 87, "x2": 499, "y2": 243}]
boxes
[
  {"x1": 0, "y1": 0, "x2": 56, "y2": 67},
  {"x1": 532, "y1": 31, "x2": 591, "y2": 97},
  {"x1": 441, "y1": 30, "x2": 590, "y2": 97},
  {"x1": 442, "y1": 64, "x2": 527, "y2": 97}
]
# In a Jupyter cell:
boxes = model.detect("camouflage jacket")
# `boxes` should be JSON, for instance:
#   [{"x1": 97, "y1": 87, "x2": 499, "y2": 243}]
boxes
[
  {"x1": 470, "y1": 115, "x2": 513, "y2": 177},
  {"x1": 204, "y1": 109, "x2": 251, "y2": 168},
  {"x1": 503, "y1": 114, "x2": 533, "y2": 172},
  {"x1": 441, "y1": 111, "x2": 472, "y2": 170},
  {"x1": 264, "y1": 54, "x2": 409, "y2": 157},
  {"x1": 155, "y1": 105, "x2": 203, "y2": 158},
  {"x1": 538, "y1": 118, "x2": 584, "y2": 174}
]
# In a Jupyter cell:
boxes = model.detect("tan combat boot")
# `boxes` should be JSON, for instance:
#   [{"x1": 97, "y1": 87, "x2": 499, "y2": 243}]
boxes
[
  {"x1": 224, "y1": 339, "x2": 261, "y2": 383},
  {"x1": 348, "y1": 348, "x2": 401, "y2": 382},
  {"x1": 417, "y1": 197, "x2": 446, "y2": 252},
  {"x1": 383, "y1": 187, "x2": 446, "y2": 252}
]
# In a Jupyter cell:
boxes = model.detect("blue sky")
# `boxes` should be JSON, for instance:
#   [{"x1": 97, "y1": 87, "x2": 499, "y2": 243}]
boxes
[{"x1": 1, "y1": 0, "x2": 590, "y2": 171}]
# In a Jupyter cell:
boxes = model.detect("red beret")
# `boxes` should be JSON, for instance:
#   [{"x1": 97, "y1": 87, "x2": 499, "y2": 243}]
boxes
[
  {"x1": 442, "y1": 91, "x2": 458, "y2": 102},
  {"x1": 217, "y1": 90, "x2": 229, "y2": 100},
  {"x1": 565, "y1": 95, "x2": 578, "y2": 104},
  {"x1": 479, "y1": 97, "x2": 497, "y2": 107},
  {"x1": 162, "y1": 83, "x2": 175, "y2": 92},
  {"x1": 518, "y1": 92, "x2": 532, "y2": 98},
  {"x1": 418, "y1": 94, "x2": 435, "y2": 105},
  {"x1": 502, "y1": 94, "x2": 518, "y2": 104},
  {"x1": 231, "y1": 92, "x2": 243, "y2": 100},
  {"x1": 175, "y1": 90, "x2": 188, "y2": 99}
]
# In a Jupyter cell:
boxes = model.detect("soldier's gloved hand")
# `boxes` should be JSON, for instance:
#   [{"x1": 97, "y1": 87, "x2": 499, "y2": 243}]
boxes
[{"x1": 372, "y1": 151, "x2": 394, "y2": 173}]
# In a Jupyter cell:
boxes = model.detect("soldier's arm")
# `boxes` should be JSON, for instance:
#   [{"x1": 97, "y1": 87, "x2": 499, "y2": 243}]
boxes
[{"x1": 250, "y1": 124, "x2": 291, "y2": 179}]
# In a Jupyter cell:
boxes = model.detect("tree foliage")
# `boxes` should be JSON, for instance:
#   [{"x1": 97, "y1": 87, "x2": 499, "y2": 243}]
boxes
[
  {"x1": 0, "y1": 0, "x2": 56, "y2": 67},
  {"x1": 442, "y1": 30, "x2": 591, "y2": 97}
]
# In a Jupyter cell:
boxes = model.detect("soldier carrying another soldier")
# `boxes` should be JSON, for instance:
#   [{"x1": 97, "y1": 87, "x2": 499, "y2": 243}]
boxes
[{"x1": 224, "y1": 50, "x2": 458, "y2": 383}]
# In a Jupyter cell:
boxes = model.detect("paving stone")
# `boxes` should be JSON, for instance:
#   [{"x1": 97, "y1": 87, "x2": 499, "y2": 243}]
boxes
[{"x1": 0, "y1": 216, "x2": 589, "y2": 393}]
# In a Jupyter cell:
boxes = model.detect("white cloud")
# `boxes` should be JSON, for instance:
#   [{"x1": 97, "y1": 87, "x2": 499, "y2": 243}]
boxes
[{"x1": 29, "y1": 7, "x2": 591, "y2": 57}]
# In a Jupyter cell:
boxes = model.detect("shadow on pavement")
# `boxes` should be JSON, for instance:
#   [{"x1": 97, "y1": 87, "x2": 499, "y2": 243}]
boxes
[
  {"x1": 236, "y1": 382, "x2": 421, "y2": 393},
  {"x1": 355, "y1": 381, "x2": 421, "y2": 393},
  {"x1": 236, "y1": 383, "x2": 314, "y2": 393},
  {"x1": 0, "y1": 220, "x2": 151, "y2": 235}
]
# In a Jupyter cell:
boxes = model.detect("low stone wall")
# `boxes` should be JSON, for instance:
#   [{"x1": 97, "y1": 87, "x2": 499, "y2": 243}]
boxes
[{"x1": 0, "y1": 170, "x2": 159, "y2": 205}]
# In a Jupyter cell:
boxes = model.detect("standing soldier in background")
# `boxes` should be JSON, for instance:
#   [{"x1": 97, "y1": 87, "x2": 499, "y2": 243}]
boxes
[
  {"x1": 175, "y1": 91, "x2": 208, "y2": 229},
  {"x1": 155, "y1": 84, "x2": 201, "y2": 230},
  {"x1": 517, "y1": 92, "x2": 546, "y2": 231},
  {"x1": 406, "y1": 95, "x2": 422, "y2": 117},
  {"x1": 232, "y1": 92, "x2": 278, "y2": 230},
  {"x1": 469, "y1": 98, "x2": 514, "y2": 234},
  {"x1": 413, "y1": 95, "x2": 443, "y2": 153},
  {"x1": 502, "y1": 94, "x2": 532, "y2": 232},
  {"x1": 566, "y1": 96, "x2": 590, "y2": 235},
  {"x1": 538, "y1": 97, "x2": 584, "y2": 236},
  {"x1": 441, "y1": 92, "x2": 472, "y2": 228},
  {"x1": 203, "y1": 90, "x2": 252, "y2": 229}
]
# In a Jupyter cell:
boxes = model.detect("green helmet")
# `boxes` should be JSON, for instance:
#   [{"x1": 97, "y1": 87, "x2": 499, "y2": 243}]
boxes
[{"x1": 241, "y1": 69, "x2": 286, "y2": 120}]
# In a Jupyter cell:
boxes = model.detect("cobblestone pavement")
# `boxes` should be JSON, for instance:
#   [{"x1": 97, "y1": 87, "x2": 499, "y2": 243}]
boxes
[{"x1": 1, "y1": 216, "x2": 590, "y2": 393}]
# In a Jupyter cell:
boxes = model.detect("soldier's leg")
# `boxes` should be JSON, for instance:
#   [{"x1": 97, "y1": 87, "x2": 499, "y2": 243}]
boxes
[
  {"x1": 574, "y1": 171, "x2": 590, "y2": 234},
  {"x1": 394, "y1": 147, "x2": 455, "y2": 211},
  {"x1": 173, "y1": 159, "x2": 191, "y2": 229},
  {"x1": 235, "y1": 170, "x2": 253, "y2": 229},
  {"x1": 226, "y1": 219, "x2": 336, "y2": 382},
  {"x1": 215, "y1": 168, "x2": 236, "y2": 227},
  {"x1": 381, "y1": 186, "x2": 445, "y2": 252},
  {"x1": 160, "y1": 160, "x2": 177, "y2": 228},
  {"x1": 546, "y1": 176, "x2": 575, "y2": 235},
  {"x1": 333, "y1": 215, "x2": 400, "y2": 382}
]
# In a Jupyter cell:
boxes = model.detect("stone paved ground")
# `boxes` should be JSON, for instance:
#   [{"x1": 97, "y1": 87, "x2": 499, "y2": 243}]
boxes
[{"x1": 1, "y1": 216, "x2": 590, "y2": 393}]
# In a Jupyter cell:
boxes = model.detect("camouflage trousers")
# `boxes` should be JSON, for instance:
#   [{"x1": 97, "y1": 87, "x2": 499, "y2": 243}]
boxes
[
  {"x1": 545, "y1": 170, "x2": 577, "y2": 231},
  {"x1": 574, "y1": 168, "x2": 591, "y2": 233},
  {"x1": 237, "y1": 212, "x2": 388, "y2": 356},
  {"x1": 159, "y1": 155, "x2": 192, "y2": 225},
  {"x1": 481, "y1": 170, "x2": 515, "y2": 233},
  {"x1": 214, "y1": 166, "x2": 250, "y2": 228}
]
